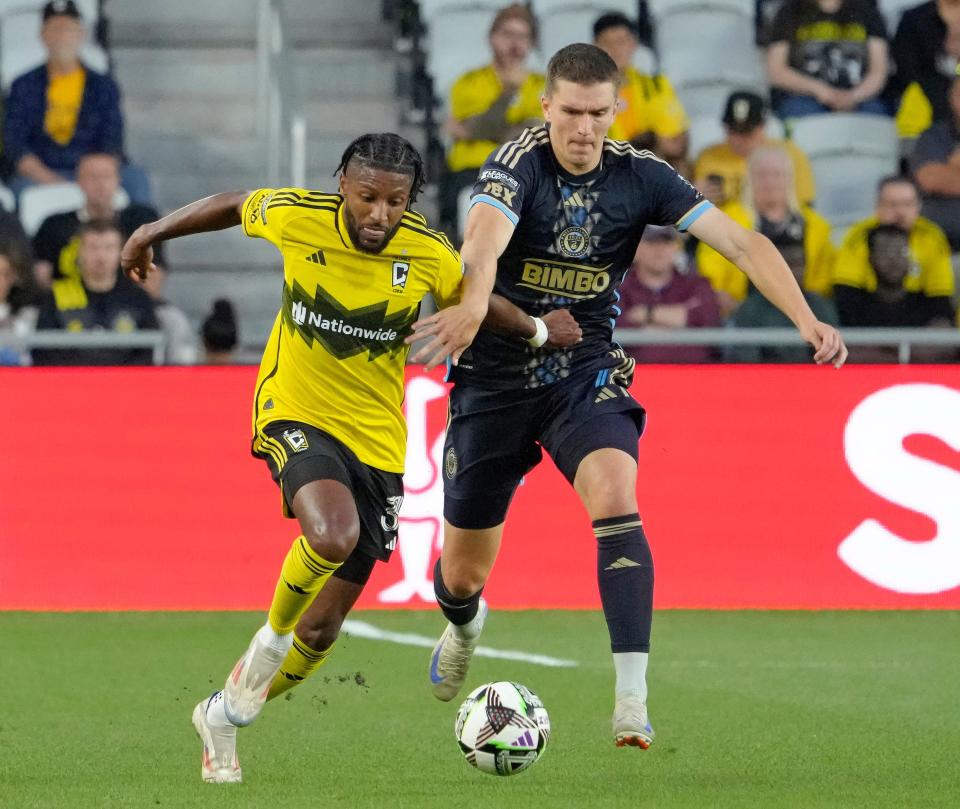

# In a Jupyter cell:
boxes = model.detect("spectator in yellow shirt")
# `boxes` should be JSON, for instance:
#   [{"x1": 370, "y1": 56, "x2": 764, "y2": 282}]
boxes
[
  {"x1": 694, "y1": 91, "x2": 816, "y2": 209},
  {"x1": 592, "y1": 12, "x2": 689, "y2": 167},
  {"x1": 834, "y1": 175, "x2": 955, "y2": 300},
  {"x1": 440, "y1": 4, "x2": 543, "y2": 236},
  {"x1": 697, "y1": 146, "x2": 835, "y2": 317}
]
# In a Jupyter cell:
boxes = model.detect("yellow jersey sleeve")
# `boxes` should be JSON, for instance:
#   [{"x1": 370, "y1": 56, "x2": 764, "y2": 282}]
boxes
[
  {"x1": 241, "y1": 188, "x2": 316, "y2": 249},
  {"x1": 449, "y1": 69, "x2": 492, "y2": 121},
  {"x1": 834, "y1": 220, "x2": 878, "y2": 290},
  {"x1": 917, "y1": 222, "x2": 955, "y2": 297},
  {"x1": 647, "y1": 74, "x2": 689, "y2": 139},
  {"x1": 801, "y1": 207, "x2": 835, "y2": 296},
  {"x1": 432, "y1": 242, "x2": 464, "y2": 309}
]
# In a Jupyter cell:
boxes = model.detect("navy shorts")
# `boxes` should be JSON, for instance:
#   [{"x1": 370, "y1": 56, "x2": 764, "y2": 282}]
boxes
[
  {"x1": 442, "y1": 366, "x2": 646, "y2": 530},
  {"x1": 253, "y1": 421, "x2": 404, "y2": 582}
]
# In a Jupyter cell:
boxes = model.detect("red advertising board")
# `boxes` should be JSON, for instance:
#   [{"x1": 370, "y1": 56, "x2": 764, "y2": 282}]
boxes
[{"x1": 1, "y1": 365, "x2": 958, "y2": 610}]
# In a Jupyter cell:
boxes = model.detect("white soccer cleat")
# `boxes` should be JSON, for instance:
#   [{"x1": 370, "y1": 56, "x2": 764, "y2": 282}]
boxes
[
  {"x1": 192, "y1": 693, "x2": 242, "y2": 784},
  {"x1": 429, "y1": 598, "x2": 487, "y2": 702},
  {"x1": 223, "y1": 629, "x2": 293, "y2": 726},
  {"x1": 613, "y1": 695, "x2": 655, "y2": 749}
]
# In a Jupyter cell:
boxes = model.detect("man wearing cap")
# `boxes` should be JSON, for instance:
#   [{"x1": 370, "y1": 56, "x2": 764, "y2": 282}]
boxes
[
  {"x1": 618, "y1": 225, "x2": 721, "y2": 363},
  {"x1": 3, "y1": 1, "x2": 151, "y2": 205},
  {"x1": 593, "y1": 12, "x2": 689, "y2": 166},
  {"x1": 911, "y1": 71, "x2": 960, "y2": 250},
  {"x1": 694, "y1": 90, "x2": 815, "y2": 209}
]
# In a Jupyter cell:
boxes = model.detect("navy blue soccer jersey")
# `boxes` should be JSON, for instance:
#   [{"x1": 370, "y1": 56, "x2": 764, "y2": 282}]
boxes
[{"x1": 452, "y1": 124, "x2": 712, "y2": 389}]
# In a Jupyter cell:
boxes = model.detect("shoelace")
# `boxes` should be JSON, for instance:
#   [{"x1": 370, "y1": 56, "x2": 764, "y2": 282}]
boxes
[{"x1": 440, "y1": 633, "x2": 473, "y2": 677}]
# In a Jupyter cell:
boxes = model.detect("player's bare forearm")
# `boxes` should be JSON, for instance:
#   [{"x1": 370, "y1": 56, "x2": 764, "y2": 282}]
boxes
[
  {"x1": 139, "y1": 192, "x2": 247, "y2": 245},
  {"x1": 482, "y1": 295, "x2": 582, "y2": 347},
  {"x1": 122, "y1": 192, "x2": 247, "y2": 280},
  {"x1": 483, "y1": 293, "x2": 537, "y2": 338}
]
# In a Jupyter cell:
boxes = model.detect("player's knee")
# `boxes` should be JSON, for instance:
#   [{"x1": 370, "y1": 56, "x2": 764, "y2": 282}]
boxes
[
  {"x1": 296, "y1": 614, "x2": 343, "y2": 652},
  {"x1": 300, "y1": 511, "x2": 360, "y2": 563},
  {"x1": 442, "y1": 562, "x2": 487, "y2": 599},
  {"x1": 581, "y1": 479, "x2": 637, "y2": 520}
]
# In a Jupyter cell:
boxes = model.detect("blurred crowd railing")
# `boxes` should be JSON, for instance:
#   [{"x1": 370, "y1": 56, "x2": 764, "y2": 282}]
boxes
[
  {"x1": 0, "y1": 330, "x2": 166, "y2": 365},
  {"x1": 4, "y1": 328, "x2": 960, "y2": 366}
]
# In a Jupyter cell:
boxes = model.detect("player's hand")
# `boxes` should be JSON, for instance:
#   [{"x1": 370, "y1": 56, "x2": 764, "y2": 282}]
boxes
[
  {"x1": 541, "y1": 309, "x2": 582, "y2": 348},
  {"x1": 120, "y1": 227, "x2": 158, "y2": 282},
  {"x1": 800, "y1": 319, "x2": 848, "y2": 368},
  {"x1": 406, "y1": 302, "x2": 486, "y2": 370}
]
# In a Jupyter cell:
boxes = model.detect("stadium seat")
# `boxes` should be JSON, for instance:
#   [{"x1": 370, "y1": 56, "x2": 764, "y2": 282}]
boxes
[
  {"x1": 647, "y1": 0, "x2": 754, "y2": 17},
  {"x1": 536, "y1": 8, "x2": 658, "y2": 70},
  {"x1": 689, "y1": 114, "x2": 786, "y2": 164},
  {"x1": 790, "y1": 114, "x2": 898, "y2": 228},
  {"x1": 532, "y1": 0, "x2": 637, "y2": 15},
  {"x1": 671, "y1": 74, "x2": 765, "y2": 120},
  {"x1": 0, "y1": 6, "x2": 108, "y2": 90},
  {"x1": 540, "y1": 9, "x2": 606, "y2": 62},
  {"x1": 656, "y1": 5, "x2": 762, "y2": 87},
  {"x1": 0, "y1": 0, "x2": 98, "y2": 17},
  {"x1": 633, "y1": 44, "x2": 657, "y2": 74},
  {"x1": 877, "y1": 0, "x2": 916, "y2": 30},
  {"x1": 423, "y1": 3, "x2": 501, "y2": 102},
  {"x1": 688, "y1": 115, "x2": 725, "y2": 161},
  {"x1": 19, "y1": 182, "x2": 129, "y2": 236}
]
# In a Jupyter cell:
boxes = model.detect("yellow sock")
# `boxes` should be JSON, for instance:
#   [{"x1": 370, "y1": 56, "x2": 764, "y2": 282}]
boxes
[
  {"x1": 267, "y1": 634, "x2": 334, "y2": 700},
  {"x1": 267, "y1": 536, "x2": 341, "y2": 635}
]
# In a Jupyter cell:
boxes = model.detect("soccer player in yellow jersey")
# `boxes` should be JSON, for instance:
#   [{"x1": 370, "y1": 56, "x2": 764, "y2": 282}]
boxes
[
  {"x1": 121, "y1": 132, "x2": 580, "y2": 784},
  {"x1": 122, "y1": 133, "x2": 454, "y2": 784}
]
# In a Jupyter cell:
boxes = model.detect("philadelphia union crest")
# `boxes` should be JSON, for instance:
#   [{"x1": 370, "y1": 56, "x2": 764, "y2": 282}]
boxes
[
  {"x1": 444, "y1": 447, "x2": 458, "y2": 479},
  {"x1": 558, "y1": 225, "x2": 590, "y2": 258}
]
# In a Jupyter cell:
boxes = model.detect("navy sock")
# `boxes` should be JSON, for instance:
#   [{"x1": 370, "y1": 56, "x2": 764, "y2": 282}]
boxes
[
  {"x1": 593, "y1": 513, "x2": 654, "y2": 653},
  {"x1": 433, "y1": 558, "x2": 482, "y2": 626}
]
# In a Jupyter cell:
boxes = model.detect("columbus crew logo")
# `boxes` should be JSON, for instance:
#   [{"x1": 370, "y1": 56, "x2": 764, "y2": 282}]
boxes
[{"x1": 558, "y1": 226, "x2": 590, "y2": 258}]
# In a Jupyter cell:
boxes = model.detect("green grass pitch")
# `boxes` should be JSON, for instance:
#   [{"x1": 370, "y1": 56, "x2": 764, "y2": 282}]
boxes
[{"x1": 1, "y1": 610, "x2": 957, "y2": 809}]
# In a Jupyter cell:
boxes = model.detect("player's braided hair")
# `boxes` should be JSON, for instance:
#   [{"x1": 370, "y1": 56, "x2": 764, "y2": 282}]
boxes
[{"x1": 335, "y1": 133, "x2": 425, "y2": 205}]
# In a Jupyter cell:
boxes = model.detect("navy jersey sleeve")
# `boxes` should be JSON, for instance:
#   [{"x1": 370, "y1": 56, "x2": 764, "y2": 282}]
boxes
[
  {"x1": 467, "y1": 127, "x2": 543, "y2": 226},
  {"x1": 645, "y1": 157, "x2": 712, "y2": 232}
]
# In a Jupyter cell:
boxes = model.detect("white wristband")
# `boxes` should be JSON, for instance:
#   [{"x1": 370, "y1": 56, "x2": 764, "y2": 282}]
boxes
[{"x1": 525, "y1": 316, "x2": 548, "y2": 348}]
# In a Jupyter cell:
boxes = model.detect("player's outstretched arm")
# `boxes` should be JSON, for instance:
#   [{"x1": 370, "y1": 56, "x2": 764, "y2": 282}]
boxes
[
  {"x1": 484, "y1": 295, "x2": 583, "y2": 348},
  {"x1": 121, "y1": 192, "x2": 248, "y2": 281},
  {"x1": 688, "y1": 207, "x2": 848, "y2": 368},
  {"x1": 407, "y1": 202, "x2": 515, "y2": 369}
]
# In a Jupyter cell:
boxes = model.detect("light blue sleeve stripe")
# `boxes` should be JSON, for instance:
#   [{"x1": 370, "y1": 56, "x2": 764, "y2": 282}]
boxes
[
  {"x1": 676, "y1": 200, "x2": 714, "y2": 231},
  {"x1": 470, "y1": 194, "x2": 519, "y2": 226}
]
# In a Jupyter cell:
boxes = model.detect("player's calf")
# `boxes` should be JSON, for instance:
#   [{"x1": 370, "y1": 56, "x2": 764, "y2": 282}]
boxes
[{"x1": 430, "y1": 559, "x2": 487, "y2": 701}]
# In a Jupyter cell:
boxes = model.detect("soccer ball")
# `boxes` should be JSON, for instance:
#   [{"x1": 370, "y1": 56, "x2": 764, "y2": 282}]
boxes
[{"x1": 454, "y1": 681, "x2": 550, "y2": 776}]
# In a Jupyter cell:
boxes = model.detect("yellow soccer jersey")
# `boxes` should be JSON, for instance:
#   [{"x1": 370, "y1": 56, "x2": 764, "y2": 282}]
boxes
[
  {"x1": 834, "y1": 216, "x2": 954, "y2": 296},
  {"x1": 446, "y1": 66, "x2": 545, "y2": 172},
  {"x1": 242, "y1": 188, "x2": 463, "y2": 473},
  {"x1": 608, "y1": 67, "x2": 688, "y2": 143}
]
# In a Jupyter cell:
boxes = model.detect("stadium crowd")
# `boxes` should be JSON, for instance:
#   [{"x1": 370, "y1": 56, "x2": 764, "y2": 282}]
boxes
[
  {"x1": 0, "y1": 0, "x2": 958, "y2": 365},
  {"x1": 434, "y1": 0, "x2": 959, "y2": 363}
]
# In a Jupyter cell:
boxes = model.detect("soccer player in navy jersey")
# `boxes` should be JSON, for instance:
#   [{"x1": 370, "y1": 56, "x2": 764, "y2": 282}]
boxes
[{"x1": 409, "y1": 44, "x2": 847, "y2": 748}]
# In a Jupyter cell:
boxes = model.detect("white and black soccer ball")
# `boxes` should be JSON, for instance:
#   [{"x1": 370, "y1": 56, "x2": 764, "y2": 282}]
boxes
[{"x1": 454, "y1": 681, "x2": 550, "y2": 776}]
